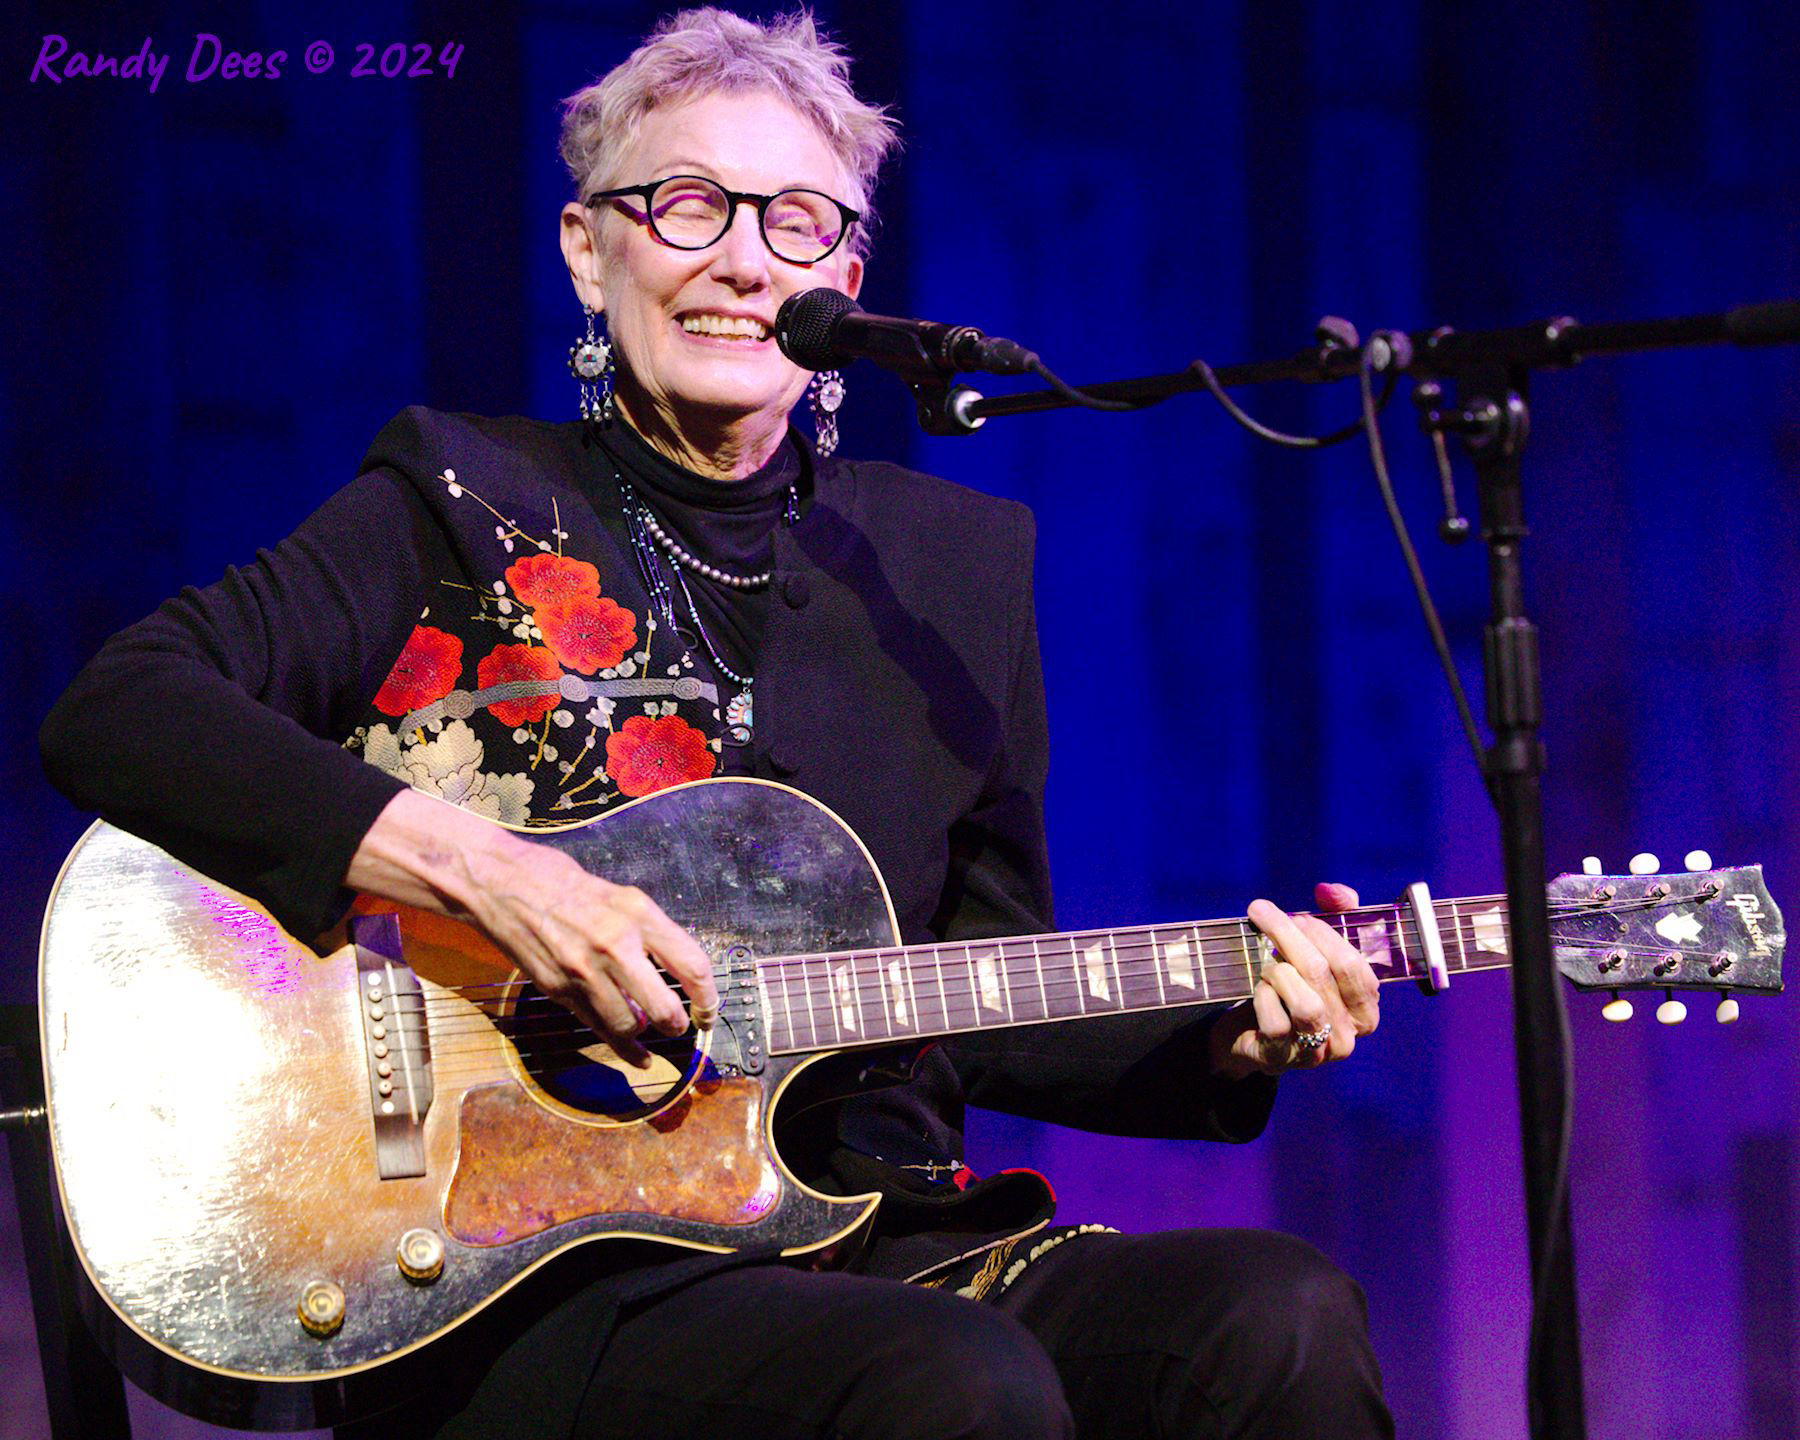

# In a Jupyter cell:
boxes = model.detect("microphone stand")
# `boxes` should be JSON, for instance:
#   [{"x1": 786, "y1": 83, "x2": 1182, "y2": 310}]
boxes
[{"x1": 928, "y1": 300, "x2": 1800, "y2": 1440}]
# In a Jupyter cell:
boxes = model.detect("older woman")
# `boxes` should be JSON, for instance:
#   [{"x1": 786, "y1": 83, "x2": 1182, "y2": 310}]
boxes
[{"x1": 42, "y1": 9, "x2": 1390, "y2": 1439}]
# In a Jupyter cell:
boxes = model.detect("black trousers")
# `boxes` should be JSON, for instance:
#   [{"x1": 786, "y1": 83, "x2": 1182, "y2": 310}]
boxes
[{"x1": 419, "y1": 1227, "x2": 1393, "y2": 1440}]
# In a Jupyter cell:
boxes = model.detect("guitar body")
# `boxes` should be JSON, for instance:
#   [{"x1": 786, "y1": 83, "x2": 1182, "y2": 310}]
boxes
[
  {"x1": 42, "y1": 771, "x2": 1786, "y2": 1429},
  {"x1": 39, "y1": 778, "x2": 896, "y2": 1430}
]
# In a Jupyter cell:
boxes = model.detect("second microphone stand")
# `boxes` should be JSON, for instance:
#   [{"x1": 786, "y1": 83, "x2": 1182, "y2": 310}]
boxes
[{"x1": 917, "y1": 298, "x2": 1800, "y2": 1440}]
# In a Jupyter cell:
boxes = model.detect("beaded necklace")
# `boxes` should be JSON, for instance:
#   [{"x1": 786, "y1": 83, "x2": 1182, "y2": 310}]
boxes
[{"x1": 615, "y1": 472, "x2": 800, "y2": 745}]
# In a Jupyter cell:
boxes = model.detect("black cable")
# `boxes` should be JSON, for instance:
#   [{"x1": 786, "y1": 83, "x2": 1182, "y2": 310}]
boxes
[
  {"x1": 1192, "y1": 357, "x2": 1393, "y2": 448},
  {"x1": 1356, "y1": 350, "x2": 1490, "y2": 789},
  {"x1": 1026, "y1": 353, "x2": 1399, "y2": 439},
  {"x1": 1026, "y1": 357, "x2": 1141, "y2": 411}
]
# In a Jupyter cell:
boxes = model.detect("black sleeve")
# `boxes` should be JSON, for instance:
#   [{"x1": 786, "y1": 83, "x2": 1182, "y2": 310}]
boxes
[
  {"x1": 935, "y1": 507, "x2": 1278, "y2": 1143},
  {"x1": 37, "y1": 463, "x2": 439, "y2": 937}
]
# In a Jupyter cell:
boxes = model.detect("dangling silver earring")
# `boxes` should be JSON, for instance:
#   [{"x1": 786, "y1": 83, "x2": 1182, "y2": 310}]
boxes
[
  {"x1": 809, "y1": 369, "x2": 845, "y2": 457},
  {"x1": 569, "y1": 305, "x2": 614, "y2": 427}
]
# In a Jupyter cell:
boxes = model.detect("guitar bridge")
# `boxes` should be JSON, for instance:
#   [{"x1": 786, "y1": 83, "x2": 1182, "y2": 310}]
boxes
[{"x1": 349, "y1": 913, "x2": 434, "y2": 1179}]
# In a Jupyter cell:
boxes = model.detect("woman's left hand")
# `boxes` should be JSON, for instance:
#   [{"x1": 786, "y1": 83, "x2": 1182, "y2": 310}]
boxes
[{"x1": 1208, "y1": 882, "x2": 1381, "y2": 1078}]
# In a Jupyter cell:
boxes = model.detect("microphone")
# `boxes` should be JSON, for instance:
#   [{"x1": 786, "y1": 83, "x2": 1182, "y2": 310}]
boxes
[{"x1": 775, "y1": 288, "x2": 1037, "y2": 380}]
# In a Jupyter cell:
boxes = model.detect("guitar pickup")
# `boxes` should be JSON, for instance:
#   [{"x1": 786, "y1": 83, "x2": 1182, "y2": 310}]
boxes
[{"x1": 349, "y1": 913, "x2": 433, "y2": 1179}]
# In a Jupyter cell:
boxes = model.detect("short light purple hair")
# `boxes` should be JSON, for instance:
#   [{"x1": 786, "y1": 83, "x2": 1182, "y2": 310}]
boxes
[{"x1": 559, "y1": 8, "x2": 901, "y2": 258}]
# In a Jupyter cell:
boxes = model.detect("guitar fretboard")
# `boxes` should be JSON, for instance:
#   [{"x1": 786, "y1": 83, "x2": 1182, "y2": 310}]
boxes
[{"x1": 755, "y1": 895, "x2": 1518, "y2": 1056}]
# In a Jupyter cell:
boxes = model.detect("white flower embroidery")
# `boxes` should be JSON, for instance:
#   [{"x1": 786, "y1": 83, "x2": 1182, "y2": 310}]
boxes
[{"x1": 361, "y1": 721, "x2": 533, "y2": 823}]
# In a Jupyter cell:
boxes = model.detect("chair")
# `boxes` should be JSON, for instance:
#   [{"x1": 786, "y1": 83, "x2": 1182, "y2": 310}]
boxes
[{"x1": 1, "y1": 1001, "x2": 134, "y2": 1439}]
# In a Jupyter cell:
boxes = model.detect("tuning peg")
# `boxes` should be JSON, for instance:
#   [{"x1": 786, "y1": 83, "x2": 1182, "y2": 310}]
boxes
[
  {"x1": 1716, "y1": 993, "x2": 1740, "y2": 1024},
  {"x1": 1601, "y1": 992, "x2": 1633, "y2": 1022},
  {"x1": 1656, "y1": 989, "x2": 1687, "y2": 1024},
  {"x1": 1684, "y1": 849, "x2": 1713, "y2": 872},
  {"x1": 1582, "y1": 856, "x2": 1604, "y2": 875},
  {"x1": 1629, "y1": 853, "x2": 1661, "y2": 876}
]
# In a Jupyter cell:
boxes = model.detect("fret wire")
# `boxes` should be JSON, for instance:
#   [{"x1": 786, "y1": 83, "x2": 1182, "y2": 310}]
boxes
[
  {"x1": 998, "y1": 944, "x2": 1015, "y2": 1023},
  {"x1": 778, "y1": 954, "x2": 804, "y2": 1049},
  {"x1": 1150, "y1": 927, "x2": 1167, "y2": 1008},
  {"x1": 901, "y1": 946, "x2": 922, "y2": 1035},
  {"x1": 758, "y1": 964, "x2": 785, "y2": 1053},
  {"x1": 1238, "y1": 919, "x2": 1260, "y2": 992},
  {"x1": 1389, "y1": 908, "x2": 1414, "y2": 980},
  {"x1": 850, "y1": 950, "x2": 868, "y2": 1038},
  {"x1": 870, "y1": 947, "x2": 893, "y2": 1037},
  {"x1": 1031, "y1": 935, "x2": 1049, "y2": 1016},
  {"x1": 1072, "y1": 934, "x2": 1092, "y2": 1014},
  {"x1": 812, "y1": 954, "x2": 837, "y2": 1047}
]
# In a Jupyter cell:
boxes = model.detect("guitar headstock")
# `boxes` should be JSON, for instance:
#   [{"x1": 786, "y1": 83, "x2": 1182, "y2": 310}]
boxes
[{"x1": 1548, "y1": 853, "x2": 1784, "y2": 1022}]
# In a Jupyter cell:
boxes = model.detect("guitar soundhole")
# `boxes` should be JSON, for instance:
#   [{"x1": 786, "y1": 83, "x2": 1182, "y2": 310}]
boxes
[{"x1": 490, "y1": 979, "x2": 714, "y2": 1123}]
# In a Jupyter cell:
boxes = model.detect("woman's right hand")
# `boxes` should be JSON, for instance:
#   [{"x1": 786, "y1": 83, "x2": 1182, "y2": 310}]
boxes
[{"x1": 346, "y1": 788, "x2": 719, "y2": 1066}]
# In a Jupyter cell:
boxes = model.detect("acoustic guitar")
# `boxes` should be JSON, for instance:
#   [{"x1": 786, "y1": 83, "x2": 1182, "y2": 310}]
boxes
[{"x1": 36, "y1": 777, "x2": 1785, "y2": 1428}]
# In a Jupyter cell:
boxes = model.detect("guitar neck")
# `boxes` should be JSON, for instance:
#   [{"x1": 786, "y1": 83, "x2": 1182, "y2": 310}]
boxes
[{"x1": 756, "y1": 892, "x2": 1519, "y2": 1056}]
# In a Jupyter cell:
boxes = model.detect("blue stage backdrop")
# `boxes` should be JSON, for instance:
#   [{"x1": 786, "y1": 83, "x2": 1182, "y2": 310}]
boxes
[{"x1": 4, "y1": 2, "x2": 1798, "y2": 1436}]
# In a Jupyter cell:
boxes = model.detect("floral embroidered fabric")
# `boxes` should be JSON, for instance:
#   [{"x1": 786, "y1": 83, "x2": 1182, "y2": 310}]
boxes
[
  {"x1": 345, "y1": 463, "x2": 727, "y2": 826},
  {"x1": 913, "y1": 1224, "x2": 1120, "y2": 1302}
]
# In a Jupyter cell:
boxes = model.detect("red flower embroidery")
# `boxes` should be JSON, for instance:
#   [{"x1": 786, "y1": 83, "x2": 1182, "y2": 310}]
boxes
[
  {"x1": 606, "y1": 715, "x2": 716, "y2": 797},
  {"x1": 506, "y1": 553, "x2": 601, "y2": 609},
  {"x1": 372, "y1": 625, "x2": 463, "y2": 717},
  {"x1": 536, "y1": 595, "x2": 637, "y2": 675},
  {"x1": 476, "y1": 643, "x2": 562, "y2": 727}
]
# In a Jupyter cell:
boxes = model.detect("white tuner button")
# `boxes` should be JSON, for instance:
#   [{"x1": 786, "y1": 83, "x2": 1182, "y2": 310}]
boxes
[
  {"x1": 1601, "y1": 994, "x2": 1633, "y2": 1022},
  {"x1": 1684, "y1": 849, "x2": 1713, "y2": 872},
  {"x1": 1716, "y1": 995, "x2": 1740, "y2": 1024},
  {"x1": 1628, "y1": 853, "x2": 1660, "y2": 876},
  {"x1": 1656, "y1": 994, "x2": 1688, "y2": 1024},
  {"x1": 1582, "y1": 856, "x2": 1604, "y2": 876}
]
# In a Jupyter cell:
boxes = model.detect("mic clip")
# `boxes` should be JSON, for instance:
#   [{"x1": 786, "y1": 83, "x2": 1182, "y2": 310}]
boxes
[{"x1": 913, "y1": 382, "x2": 987, "y2": 436}]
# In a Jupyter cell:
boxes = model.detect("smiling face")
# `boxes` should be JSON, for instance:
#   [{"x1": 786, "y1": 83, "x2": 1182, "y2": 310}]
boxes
[{"x1": 561, "y1": 89, "x2": 865, "y2": 473}]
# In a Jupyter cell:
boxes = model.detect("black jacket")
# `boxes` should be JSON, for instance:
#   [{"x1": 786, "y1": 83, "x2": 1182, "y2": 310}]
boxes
[{"x1": 40, "y1": 406, "x2": 1274, "y2": 1235}]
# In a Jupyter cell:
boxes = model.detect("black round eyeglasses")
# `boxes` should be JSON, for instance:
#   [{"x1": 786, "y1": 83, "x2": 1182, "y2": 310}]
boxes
[{"x1": 587, "y1": 175, "x2": 860, "y2": 265}]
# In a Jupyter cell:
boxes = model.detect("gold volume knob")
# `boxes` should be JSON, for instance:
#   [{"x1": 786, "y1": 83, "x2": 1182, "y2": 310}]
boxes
[
  {"x1": 297, "y1": 1280, "x2": 346, "y2": 1337},
  {"x1": 396, "y1": 1227, "x2": 446, "y2": 1284}
]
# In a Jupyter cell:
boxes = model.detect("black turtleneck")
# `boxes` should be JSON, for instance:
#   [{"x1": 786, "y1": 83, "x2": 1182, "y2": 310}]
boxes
[{"x1": 592, "y1": 421, "x2": 807, "y2": 769}]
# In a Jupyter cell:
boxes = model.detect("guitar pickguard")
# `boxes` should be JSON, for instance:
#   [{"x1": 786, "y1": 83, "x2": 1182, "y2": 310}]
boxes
[{"x1": 444, "y1": 1077, "x2": 780, "y2": 1244}]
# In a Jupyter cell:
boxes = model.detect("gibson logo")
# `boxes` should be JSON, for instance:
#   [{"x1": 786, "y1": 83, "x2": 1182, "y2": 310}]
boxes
[{"x1": 1729, "y1": 893, "x2": 1774, "y2": 957}]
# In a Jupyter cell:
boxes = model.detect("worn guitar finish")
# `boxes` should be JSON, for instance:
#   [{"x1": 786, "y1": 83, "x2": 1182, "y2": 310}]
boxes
[
  {"x1": 39, "y1": 780, "x2": 895, "y2": 1429},
  {"x1": 38, "y1": 777, "x2": 1785, "y2": 1429}
]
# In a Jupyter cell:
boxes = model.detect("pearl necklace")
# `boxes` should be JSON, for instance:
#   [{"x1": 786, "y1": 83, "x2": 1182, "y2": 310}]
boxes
[{"x1": 629, "y1": 484, "x2": 799, "y2": 590}]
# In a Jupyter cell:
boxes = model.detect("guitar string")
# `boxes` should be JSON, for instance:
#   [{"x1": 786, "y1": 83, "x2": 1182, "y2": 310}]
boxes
[
  {"x1": 385, "y1": 926, "x2": 1729, "y2": 1026},
  {"x1": 384, "y1": 887, "x2": 1708, "y2": 1008},
  {"x1": 354, "y1": 882, "x2": 1684, "y2": 986},
  {"x1": 416, "y1": 933, "x2": 1719, "y2": 1083},
  {"x1": 390, "y1": 923, "x2": 1725, "y2": 1023},
  {"x1": 404, "y1": 935, "x2": 1740, "y2": 1062}
]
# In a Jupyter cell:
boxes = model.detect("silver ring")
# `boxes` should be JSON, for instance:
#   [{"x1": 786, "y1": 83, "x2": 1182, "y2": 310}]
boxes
[{"x1": 1294, "y1": 1023, "x2": 1333, "y2": 1052}]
